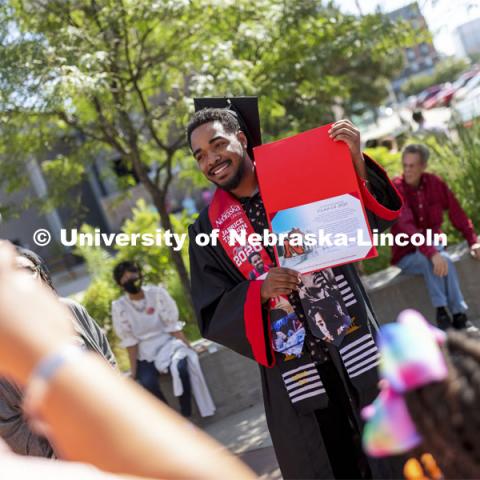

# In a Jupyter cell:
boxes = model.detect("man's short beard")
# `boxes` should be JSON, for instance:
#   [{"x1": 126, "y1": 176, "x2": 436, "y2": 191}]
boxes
[{"x1": 216, "y1": 151, "x2": 248, "y2": 192}]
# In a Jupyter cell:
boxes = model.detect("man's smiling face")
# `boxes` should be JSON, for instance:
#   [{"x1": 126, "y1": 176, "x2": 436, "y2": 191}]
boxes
[{"x1": 191, "y1": 120, "x2": 249, "y2": 191}]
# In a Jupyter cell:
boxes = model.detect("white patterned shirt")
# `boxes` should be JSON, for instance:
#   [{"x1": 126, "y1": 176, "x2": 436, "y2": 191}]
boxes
[{"x1": 111, "y1": 285, "x2": 184, "y2": 363}]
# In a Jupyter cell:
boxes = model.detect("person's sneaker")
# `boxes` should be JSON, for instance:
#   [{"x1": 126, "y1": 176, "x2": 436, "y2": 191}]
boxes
[
  {"x1": 452, "y1": 313, "x2": 479, "y2": 332},
  {"x1": 436, "y1": 307, "x2": 452, "y2": 330}
]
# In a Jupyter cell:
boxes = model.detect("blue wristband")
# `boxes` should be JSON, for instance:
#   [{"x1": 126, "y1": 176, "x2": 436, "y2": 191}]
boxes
[{"x1": 28, "y1": 344, "x2": 85, "y2": 384}]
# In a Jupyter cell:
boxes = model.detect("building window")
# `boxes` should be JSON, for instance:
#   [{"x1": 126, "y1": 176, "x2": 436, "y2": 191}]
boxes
[
  {"x1": 406, "y1": 48, "x2": 416, "y2": 60},
  {"x1": 420, "y1": 43, "x2": 430, "y2": 55},
  {"x1": 410, "y1": 62, "x2": 419, "y2": 72}
]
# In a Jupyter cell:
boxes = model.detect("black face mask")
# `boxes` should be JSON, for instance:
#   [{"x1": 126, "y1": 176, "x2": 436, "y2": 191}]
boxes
[{"x1": 122, "y1": 277, "x2": 142, "y2": 294}]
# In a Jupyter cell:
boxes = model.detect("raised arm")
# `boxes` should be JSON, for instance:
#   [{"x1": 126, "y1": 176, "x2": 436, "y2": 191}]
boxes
[{"x1": 0, "y1": 242, "x2": 256, "y2": 480}]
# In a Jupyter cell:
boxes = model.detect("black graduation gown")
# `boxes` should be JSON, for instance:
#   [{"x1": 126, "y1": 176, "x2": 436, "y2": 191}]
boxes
[{"x1": 188, "y1": 158, "x2": 405, "y2": 479}]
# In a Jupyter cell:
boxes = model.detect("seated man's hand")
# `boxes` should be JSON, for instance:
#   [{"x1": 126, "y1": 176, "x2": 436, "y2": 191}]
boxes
[
  {"x1": 260, "y1": 267, "x2": 300, "y2": 303},
  {"x1": 431, "y1": 252, "x2": 448, "y2": 277},
  {"x1": 470, "y1": 243, "x2": 480, "y2": 260}
]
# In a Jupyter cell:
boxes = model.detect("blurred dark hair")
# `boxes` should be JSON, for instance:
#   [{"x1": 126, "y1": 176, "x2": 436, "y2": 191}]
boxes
[
  {"x1": 113, "y1": 261, "x2": 141, "y2": 285},
  {"x1": 186, "y1": 108, "x2": 240, "y2": 149},
  {"x1": 15, "y1": 246, "x2": 56, "y2": 292},
  {"x1": 365, "y1": 138, "x2": 379, "y2": 148},
  {"x1": 412, "y1": 110, "x2": 424, "y2": 124},
  {"x1": 380, "y1": 136, "x2": 396, "y2": 151},
  {"x1": 405, "y1": 330, "x2": 480, "y2": 479}
]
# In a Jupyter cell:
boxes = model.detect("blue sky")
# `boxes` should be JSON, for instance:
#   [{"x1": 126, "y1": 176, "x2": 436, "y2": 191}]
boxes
[{"x1": 337, "y1": 0, "x2": 480, "y2": 56}]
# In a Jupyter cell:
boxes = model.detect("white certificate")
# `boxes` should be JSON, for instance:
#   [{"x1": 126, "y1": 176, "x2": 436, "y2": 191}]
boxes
[{"x1": 270, "y1": 193, "x2": 374, "y2": 273}]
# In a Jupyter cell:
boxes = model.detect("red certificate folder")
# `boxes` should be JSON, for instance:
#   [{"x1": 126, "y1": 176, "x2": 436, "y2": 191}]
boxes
[{"x1": 253, "y1": 123, "x2": 377, "y2": 273}]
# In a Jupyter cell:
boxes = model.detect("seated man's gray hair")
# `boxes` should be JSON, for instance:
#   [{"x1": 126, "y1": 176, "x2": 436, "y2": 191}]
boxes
[{"x1": 402, "y1": 143, "x2": 430, "y2": 165}]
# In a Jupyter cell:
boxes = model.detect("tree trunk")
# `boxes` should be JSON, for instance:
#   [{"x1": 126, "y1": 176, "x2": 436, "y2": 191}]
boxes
[
  {"x1": 153, "y1": 195, "x2": 194, "y2": 315},
  {"x1": 127, "y1": 151, "x2": 194, "y2": 317}
]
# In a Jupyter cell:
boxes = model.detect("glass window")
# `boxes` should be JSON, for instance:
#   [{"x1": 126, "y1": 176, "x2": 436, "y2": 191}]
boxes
[{"x1": 420, "y1": 43, "x2": 430, "y2": 55}]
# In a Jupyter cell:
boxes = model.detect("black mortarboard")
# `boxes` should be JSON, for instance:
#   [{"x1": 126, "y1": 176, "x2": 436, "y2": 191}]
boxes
[{"x1": 193, "y1": 97, "x2": 262, "y2": 157}]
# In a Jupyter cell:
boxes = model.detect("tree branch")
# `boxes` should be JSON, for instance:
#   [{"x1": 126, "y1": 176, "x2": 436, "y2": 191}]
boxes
[
  {"x1": 120, "y1": 5, "x2": 168, "y2": 152},
  {"x1": 91, "y1": 96, "x2": 128, "y2": 154}
]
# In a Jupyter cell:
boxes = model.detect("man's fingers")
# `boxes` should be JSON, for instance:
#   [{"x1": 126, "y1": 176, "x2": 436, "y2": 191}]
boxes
[
  {"x1": 270, "y1": 280, "x2": 299, "y2": 291},
  {"x1": 331, "y1": 119, "x2": 353, "y2": 129},
  {"x1": 332, "y1": 134, "x2": 353, "y2": 144},
  {"x1": 441, "y1": 258, "x2": 448, "y2": 276},
  {"x1": 273, "y1": 287, "x2": 295, "y2": 296},
  {"x1": 329, "y1": 124, "x2": 357, "y2": 135},
  {"x1": 269, "y1": 269, "x2": 300, "y2": 283},
  {"x1": 434, "y1": 262, "x2": 448, "y2": 277},
  {"x1": 329, "y1": 122, "x2": 357, "y2": 134},
  {"x1": 275, "y1": 267, "x2": 300, "y2": 277},
  {"x1": 271, "y1": 273, "x2": 301, "y2": 283}
]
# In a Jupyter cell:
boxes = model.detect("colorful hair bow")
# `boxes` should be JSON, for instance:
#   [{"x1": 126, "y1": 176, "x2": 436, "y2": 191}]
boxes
[{"x1": 362, "y1": 310, "x2": 448, "y2": 457}]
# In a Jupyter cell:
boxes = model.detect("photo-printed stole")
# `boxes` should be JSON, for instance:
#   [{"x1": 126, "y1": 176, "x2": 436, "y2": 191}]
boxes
[
  {"x1": 333, "y1": 267, "x2": 382, "y2": 407},
  {"x1": 208, "y1": 188, "x2": 305, "y2": 358},
  {"x1": 276, "y1": 268, "x2": 381, "y2": 413}
]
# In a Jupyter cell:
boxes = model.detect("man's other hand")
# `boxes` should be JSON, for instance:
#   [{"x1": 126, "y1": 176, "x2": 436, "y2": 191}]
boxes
[
  {"x1": 431, "y1": 252, "x2": 448, "y2": 277},
  {"x1": 470, "y1": 243, "x2": 480, "y2": 260},
  {"x1": 260, "y1": 267, "x2": 301, "y2": 303},
  {"x1": 328, "y1": 119, "x2": 362, "y2": 161}
]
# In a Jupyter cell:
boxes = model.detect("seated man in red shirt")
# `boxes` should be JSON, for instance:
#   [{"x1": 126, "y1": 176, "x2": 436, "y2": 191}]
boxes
[{"x1": 391, "y1": 144, "x2": 480, "y2": 330}]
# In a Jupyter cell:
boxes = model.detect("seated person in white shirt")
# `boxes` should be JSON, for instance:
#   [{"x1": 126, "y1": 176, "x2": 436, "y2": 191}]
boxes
[{"x1": 111, "y1": 261, "x2": 196, "y2": 417}]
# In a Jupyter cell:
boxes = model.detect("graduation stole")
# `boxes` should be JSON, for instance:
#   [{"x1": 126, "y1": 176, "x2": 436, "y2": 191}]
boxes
[{"x1": 209, "y1": 189, "x2": 352, "y2": 350}]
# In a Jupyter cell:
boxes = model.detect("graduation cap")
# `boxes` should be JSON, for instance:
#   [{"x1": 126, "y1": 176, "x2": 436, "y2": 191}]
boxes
[{"x1": 193, "y1": 97, "x2": 262, "y2": 157}]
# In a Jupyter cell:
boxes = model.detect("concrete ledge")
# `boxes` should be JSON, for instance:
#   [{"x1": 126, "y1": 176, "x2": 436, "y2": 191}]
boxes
[
  {"x1": 161, "y1": 243, "x2": 479, "y2": 423},
  {"x1": 363, "y1": 242, "x2": 480, "y2": 325}
]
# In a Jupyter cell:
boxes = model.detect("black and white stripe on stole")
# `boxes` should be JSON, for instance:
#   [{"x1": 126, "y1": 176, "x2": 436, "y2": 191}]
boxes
[
  {"x1": 335, "y1": 273, "x2": 357, "y2": 308},
  {"x1": 339, "y1": 333, "x2": 380, "y2": 379},
  {"x1": 281, "y1": 362, "x2": 326, "y2": 404}
]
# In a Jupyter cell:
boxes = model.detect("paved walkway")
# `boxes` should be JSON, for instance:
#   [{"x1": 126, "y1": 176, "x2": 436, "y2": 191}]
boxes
[{"x1": 204, "y1": 403, "x2": 282, "y2": 479}]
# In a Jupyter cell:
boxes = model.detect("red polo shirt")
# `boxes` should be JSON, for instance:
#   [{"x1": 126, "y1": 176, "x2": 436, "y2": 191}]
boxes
[{"x1": 391, "y1": 172, "x2": 477, "y2": 264}]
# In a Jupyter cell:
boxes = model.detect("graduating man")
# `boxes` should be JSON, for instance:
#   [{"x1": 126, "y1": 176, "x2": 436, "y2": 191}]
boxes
[{"x1": 187, "y1": 97, "x2": 404, "y2": 479}]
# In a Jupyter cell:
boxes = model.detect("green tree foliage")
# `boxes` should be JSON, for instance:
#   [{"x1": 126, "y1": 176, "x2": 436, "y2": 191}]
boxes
[
  {"x1": 402, "y1": 57, "x2": 470, "y2": 97},
  {"x1": 0, "y1": 0, "x2": 414, "y2": 302}
]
